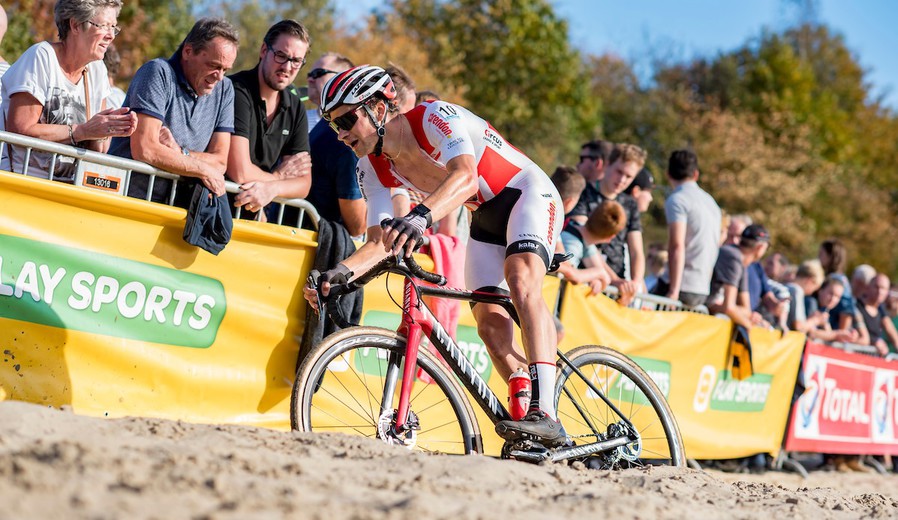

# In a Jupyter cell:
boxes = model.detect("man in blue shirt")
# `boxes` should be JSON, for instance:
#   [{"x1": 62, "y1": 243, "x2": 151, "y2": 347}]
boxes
[
  {"x1": 110, "y1": 18, "x2": 238, "y2": 208},
  {"x1": 305, "y1": 52, "x2": 366, "y2": 236}
]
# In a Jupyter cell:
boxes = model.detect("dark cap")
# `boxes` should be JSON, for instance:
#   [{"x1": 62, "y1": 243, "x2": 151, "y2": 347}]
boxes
[
  {"x1": 624, "y1": 167, "x2": 655, "y2": 194},
  {"x1": 741, "y1": 224, "x2": 770, "y2": 243}
]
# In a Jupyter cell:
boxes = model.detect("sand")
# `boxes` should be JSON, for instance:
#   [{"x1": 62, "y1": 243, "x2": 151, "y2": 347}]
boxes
[{"x1": 0, "y1": 401, "x2": 896, "y2": 520}]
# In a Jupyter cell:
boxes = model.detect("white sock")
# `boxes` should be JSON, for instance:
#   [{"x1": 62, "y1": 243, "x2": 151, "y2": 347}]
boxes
[{"x1": 528, "y1": 362, "x2": 557, "y2": 421}]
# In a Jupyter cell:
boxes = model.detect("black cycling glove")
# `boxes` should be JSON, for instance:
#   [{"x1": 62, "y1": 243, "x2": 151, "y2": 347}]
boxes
[
  {"x1": 308, "y1": 263, "x2": 353, "y2": 290},
  {"x1": 381, "y1": 204, "x2": 433, "y2": 253}
]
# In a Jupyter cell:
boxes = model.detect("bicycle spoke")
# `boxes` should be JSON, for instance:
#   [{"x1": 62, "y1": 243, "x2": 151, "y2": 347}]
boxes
[
  {"x1": 310, "y1": 404, "x2": 377, "y2": 437},
  {"x1": 313, "y1": 382, "x2": 380, "y2": 426},
  {"x1": 326, "y1": 368, "x2": 380, "y2": 424}
]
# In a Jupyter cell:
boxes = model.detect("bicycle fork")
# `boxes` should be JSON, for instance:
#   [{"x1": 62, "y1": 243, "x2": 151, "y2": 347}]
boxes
[{"x1": 391, "y1": 278, "x2": 428, "y2": 435}]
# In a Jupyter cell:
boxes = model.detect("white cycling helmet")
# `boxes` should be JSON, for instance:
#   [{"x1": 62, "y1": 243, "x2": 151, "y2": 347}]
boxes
[
  {"x1": 321, "y1": 65, "x2": 397, "y2": 156},
  {"x1": 320, "y1": 65, "x2": 396, "y2": 114}
]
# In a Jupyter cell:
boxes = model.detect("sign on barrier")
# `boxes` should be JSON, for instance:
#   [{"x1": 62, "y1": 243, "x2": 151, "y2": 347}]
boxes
[
  {"x1": 785, "y1": 341, "x2": 898, "y2": 455},
  {"x1": 559, "y1": 287, "x2": 806, "y2": 459}
]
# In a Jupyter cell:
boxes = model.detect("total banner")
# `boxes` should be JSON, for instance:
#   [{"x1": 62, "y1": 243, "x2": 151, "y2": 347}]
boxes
[
  {"x1": 785, "y1": 341, "x2": 898, "y2": 455},
  {"x1": 0, "y1": 171, "x2": 316, "y2": 429},
  {"x1": 558, "y1": 286, "x2": 807, "y2": 459}
]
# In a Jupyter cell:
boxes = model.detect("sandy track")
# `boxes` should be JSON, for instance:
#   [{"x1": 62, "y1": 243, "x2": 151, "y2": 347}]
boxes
[{"x1": 0, "y1": 401, "x2": 896, "y2": 519}]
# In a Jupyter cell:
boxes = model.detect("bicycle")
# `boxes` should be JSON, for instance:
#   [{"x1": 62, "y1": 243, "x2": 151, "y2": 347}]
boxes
[{"x1": 291, "y1": 252, "x2": 686, "y2": 468}]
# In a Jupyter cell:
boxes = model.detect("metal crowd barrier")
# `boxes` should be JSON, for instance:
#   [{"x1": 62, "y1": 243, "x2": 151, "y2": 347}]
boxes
[
  {"x1": 825, "y1": 340, "x2": 897, "y2": 359},
  {"x1": 602, "y1": 284, "x2": 710, "y2": 314},
  {"x1": 0, "y1": 130, "x2": 320, "y2": 230}
]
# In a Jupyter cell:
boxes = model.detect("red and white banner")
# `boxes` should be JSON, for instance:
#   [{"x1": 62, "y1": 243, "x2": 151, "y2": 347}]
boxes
[{"x1": 785, "y1": 341, "x2": 898, "y2": 455}]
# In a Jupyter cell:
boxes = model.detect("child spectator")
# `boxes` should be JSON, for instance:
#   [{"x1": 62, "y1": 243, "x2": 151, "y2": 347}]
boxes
[
  {"x1": 786, "y1": 259, "x2": 827, "y2": 333},
  {"x1": 556, "y1": 200, "x2": 628, "y2": 299}
]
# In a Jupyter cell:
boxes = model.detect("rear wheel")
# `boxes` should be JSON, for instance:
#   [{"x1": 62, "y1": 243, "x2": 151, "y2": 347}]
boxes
[
  {"x1": 555, "y1": 345, "x2": 686, "y2": 468},
  {"x1": 292, "y1": 327, "x2": 482, "y2": 454}
]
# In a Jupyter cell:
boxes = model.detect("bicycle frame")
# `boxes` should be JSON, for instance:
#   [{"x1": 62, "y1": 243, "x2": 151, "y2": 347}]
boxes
[
  {"x1": 338, "y1": 255, "x2": 640, "y2": 446},
  {"x1": 393, "y1": 276, "x2": 513, "y2": 432}
]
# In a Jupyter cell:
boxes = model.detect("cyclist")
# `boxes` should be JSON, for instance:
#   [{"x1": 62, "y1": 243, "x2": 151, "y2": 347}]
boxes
[{"x1": 302, "y1": 65, "x2": 568, "y2": 446}]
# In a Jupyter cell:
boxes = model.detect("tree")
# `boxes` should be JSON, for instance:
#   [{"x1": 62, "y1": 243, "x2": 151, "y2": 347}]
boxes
[{"x1": 390, "y1": 0, "x2": 599, "y2": 169}]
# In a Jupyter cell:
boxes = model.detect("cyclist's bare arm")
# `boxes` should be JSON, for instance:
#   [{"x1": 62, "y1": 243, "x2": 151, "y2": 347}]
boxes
[
  {"x1": 302, "y1": 225, "x2": 391, "y2": 311},
  {"x1": 382, "y1": 154, "x2": 478, "y2": 256}
]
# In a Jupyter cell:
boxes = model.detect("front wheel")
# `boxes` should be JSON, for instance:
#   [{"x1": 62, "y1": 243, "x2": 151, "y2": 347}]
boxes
[
  {"x1": 555, "y1": 345, "x2": 686, "y2": 468},
  {"x1": 291, "y1": 327, "x2": 483, "y2": 455}
]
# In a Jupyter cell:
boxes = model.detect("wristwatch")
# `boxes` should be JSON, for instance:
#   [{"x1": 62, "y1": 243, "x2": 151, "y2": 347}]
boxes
[{"x1": 181, "y1": 146, "x2": 190, "y2": 156}]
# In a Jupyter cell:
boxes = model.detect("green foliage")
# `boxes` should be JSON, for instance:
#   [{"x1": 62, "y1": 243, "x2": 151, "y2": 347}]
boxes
[{"x1": 391, "y1": 0, "x2": 599, "y2": 169}]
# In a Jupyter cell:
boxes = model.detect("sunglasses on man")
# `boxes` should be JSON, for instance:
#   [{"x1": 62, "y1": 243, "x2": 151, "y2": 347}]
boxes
[
  {"x1": 307, "y1": 68, "x2": 338, "y2": 80},
  {"x1": 325, "y1": 105, "x2": 369, "y2": 133}
]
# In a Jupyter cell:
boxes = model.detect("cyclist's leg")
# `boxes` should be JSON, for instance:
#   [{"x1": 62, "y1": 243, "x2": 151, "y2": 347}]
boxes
[
  {"x1": 504, "y1": 253, "x2": 556, "y2": 414},
  {"x1": 503, "y1": 173, "x2": 563, "y2": 420},
  {"x1": 465, "y1": 238, "x2": 526, "y2": 381}
]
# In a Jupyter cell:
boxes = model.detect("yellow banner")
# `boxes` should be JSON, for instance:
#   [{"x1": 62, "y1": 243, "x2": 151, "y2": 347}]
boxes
[
  {"x1": 0, "y1": 172, "x2": 805, "y2": 460},
  {"x1": 0, "y1": 171, "x2": 315, "y2": 429},
  {"x1": 559, "y1": 285, "x2": 806, "y2": 459}
]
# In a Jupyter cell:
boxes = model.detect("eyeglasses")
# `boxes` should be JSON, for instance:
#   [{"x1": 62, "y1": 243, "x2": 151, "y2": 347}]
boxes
[
  {"x1": 326, "y1": 105, "x2": 368, "y2": 133},
  {"x1": 307, "y1": 68, "x2": 338, "y2": 80},
  {"x1": 86, "y1": 20, "x2": 121, "y2": 36},
  {"x1": 266, "y1": 44, "x2": 306, "y2": 68}
]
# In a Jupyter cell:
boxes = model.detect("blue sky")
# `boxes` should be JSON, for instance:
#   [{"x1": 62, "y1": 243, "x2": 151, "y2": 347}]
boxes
[{"x1": 334, "y1": 0, "x2": 898, "y2": 108}]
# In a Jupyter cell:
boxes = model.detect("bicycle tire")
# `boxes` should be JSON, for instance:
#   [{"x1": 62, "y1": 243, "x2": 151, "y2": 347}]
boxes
[
  {"x1": 555, "y1": 345, "x2": 686, "y2": 468},
  {"x1": 292, "y1": 326, "x2": 483, "y2": 455}
]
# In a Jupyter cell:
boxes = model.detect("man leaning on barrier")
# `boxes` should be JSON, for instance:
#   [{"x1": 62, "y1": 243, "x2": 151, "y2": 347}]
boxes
[
  {"x1": 226, "y1": 20, "x2": 312, "y2": 223},
  {"x1": 109, "y1": 18, "x2": 238, "y2": 208}
]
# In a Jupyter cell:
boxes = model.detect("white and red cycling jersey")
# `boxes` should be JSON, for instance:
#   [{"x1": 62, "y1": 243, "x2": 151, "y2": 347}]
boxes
[
  {"x1": 359, "y1": 101, "x2": 542, "y2": 223},
  {"x1": 357, "y1": 100, "x2": 562, "y2": 290}
]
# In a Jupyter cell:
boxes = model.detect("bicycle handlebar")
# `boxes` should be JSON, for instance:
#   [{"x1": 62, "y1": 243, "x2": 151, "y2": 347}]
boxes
[{"x1": 319, "y1": 250, "x2": 446, "y2": 327}]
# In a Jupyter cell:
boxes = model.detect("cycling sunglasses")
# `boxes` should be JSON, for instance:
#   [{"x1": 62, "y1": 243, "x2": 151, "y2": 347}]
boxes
[
  {"x1": 307, "y1": 68, "x2": 338, "y2": 80},
  {"x1": 327, "y1": 105, "x2": 367, "y2": 133}
]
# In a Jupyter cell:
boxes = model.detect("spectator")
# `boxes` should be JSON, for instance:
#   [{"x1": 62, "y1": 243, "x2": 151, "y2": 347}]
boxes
[
  {"x1": 552, "y1": 164, "x2": 611, "y2": 293},
  {"x1": 623, "y1": 166, "x2": 655, "y2": 213},
  {"x1": 415, "y1": 90, "x2": 440, "y2": 104},
  {"x1": 724, "y1": 214, "x2": 752, "y2": 246},
  {"x1": 644, "y1": 246, "x2": 667, "y2": 294},
  {"x1": 786, "y1": 259, "x2": 828, "y2": 333},
  {"x1": 818, "y1": 239, "x2": 865, "y2": 338},
  {"x1": 570, "y1": 139, "x2": 614, "y2": 213},
  {"x1": 0, "y1": 0, "x2": 137, "y2": 180},
  {"x1": 748, "y1": 256, "x2": 789, "y2": 331},
  {"x1": 556, "y1": 200, "x2": 627, "y2": 298},
  {"x1": 0, "y1": 5, "x2": 9, "y2": 80},
  {"x1": 570, "y1": 144, "x2": 647, "y2": 287},
  {"x1": 805, "y1": 275, "x2": 860, "y2": 344},
  {"x1": 857, "y1": 273, "x2": 898, "y2": 356},
  {"x1": 109, "y1": 18, "x2": 238, "y2": 208},
  {"x1": 653, "y1": 149, "x2": 721, "y2": 307},
  {"x1": 103, "y1": 43, "x2": 126, "y2": 109},
  {"x1": 705, "y1": 224, "x2": 772, "y2": 329},
  {"x1": 226, "y1": 19, "x2": 312, "y2": 222},
  {"x1": 385, "y1": 63, "x2": 416, "y2": 113},
  {"x1": 886, "y1": 286, "x2": 898, "y2": 350},
  {"x1": 304, "y1": 51, "x2": 350, "y2": 133},
  {"x1": 305, "y1": 52, "x2": 367, "y2": 236},
  {"x1": 763, "y1": 252, "x2": 790, "y2": 283},
  {"x1": 551, "y1": 165, "x2": 585, "y2": 214},
  {"x1": 851, "y1": 264, "x2": 876, "y2": 299}
]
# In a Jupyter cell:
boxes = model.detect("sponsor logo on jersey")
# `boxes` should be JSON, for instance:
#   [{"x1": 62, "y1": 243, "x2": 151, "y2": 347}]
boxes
[
  {"x1": 447, "y1": 137, "x2": 465, "y2": 149},
  {"x1": 483, "y1": 128, "x2": 503, "y2": 149},
  {"x1": 427, "y1": 113, "x2": 452, "y2": 137},
  {"x1": 547, "y1": 201, "x2": 557, "y2": 240}
]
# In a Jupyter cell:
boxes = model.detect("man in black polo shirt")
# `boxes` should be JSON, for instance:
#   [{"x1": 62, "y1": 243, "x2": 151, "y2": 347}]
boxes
[{"x1": 226, "y1": 20, "x2": 311, "y2": 222}]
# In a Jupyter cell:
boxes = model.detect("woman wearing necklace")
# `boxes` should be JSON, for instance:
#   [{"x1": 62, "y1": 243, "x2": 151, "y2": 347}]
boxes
[{"x1": 1, "y1": 0, "x2": 137, "y2": 180}]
